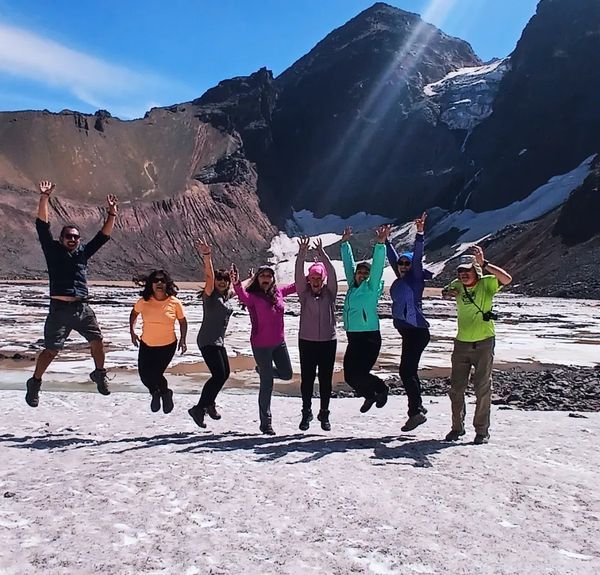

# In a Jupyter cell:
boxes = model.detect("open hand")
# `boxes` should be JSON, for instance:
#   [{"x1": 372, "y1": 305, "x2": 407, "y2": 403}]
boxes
[
  {"x1": 131, "y1": 332, "x2": 140, "y2": 347},
  {"x1": 312, "y1": 237, "x2": 324, "y2": 253},
  {"x1": 106, "y1": 194, "x2": 119, "y2": 214},
  {"x1": 178, "y1": 340, "x2": 187, "y2": 355},
  {"x1": 196, "y1": 237, "x2": 211, "y2": 256},
  {"x1": 297, "y1": 236, "x2": 310, "y2": 253},
  {"x1": 471, "y1": 245, "x2": 485, "y2": 266},
  {"x1": 375, "y1": 224, "x2": 391, "y2": 243},
  {"x1": 38, "y1": 180, "x2": 55, "y2": 195}
]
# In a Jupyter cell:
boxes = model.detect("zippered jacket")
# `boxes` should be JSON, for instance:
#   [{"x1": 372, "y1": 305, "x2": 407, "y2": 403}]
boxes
[{"x1": 341, "y1": 241, "x2": 385, "y2": 332}]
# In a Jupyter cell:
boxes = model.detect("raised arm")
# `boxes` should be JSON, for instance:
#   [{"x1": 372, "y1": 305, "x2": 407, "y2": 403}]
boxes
[
  {"x1": 37, "y1": 180, "x2": 55, "y2": 223},
  {"x1": 314, "y1": 238, "x2": 338, "y2": 298},
  {"x1": 472, "y1": 245, "x2": 512, "y2": 286},
  {"x1": 368, "y1": 225, "x2": 388, "y2": 288},
  {"x1": 100, "y1": 195, "x2": 118, "y2": 237},
  {"x1": 197, "y1": 238, "x2": 215, "y2": 296},
  {"x1": 340, "y1": 226, "x2": 356, "y2": 285},
  {"x1": 295, "y1": 236, "x2": 310, "y2": 294},
  {"x1": 411, "y1": 212, "x2": 427, "y2": 276},
  {"x1": 231, "y1": 265, "x2": 253, "y2": 306}
]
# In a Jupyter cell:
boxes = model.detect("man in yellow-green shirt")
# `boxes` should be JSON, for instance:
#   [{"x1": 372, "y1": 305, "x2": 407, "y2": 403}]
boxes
[{"x1": 441, "y1": 246, "x2": 512, "y2": 445}]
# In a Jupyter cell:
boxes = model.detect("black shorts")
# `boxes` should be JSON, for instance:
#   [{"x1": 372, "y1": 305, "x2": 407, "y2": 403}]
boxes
[{"x1": 44, "y1": 300, "x2": 103, "y2": 350}]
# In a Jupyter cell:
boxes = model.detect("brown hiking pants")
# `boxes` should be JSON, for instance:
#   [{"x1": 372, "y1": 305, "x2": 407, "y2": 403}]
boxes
[{"x1": 449, "y1": 337, "x2": 495, "y2": 435}]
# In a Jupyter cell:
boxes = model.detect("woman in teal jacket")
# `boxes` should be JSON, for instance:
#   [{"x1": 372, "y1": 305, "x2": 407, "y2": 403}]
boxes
[{"x1": 341, "y1": 225, "x2": 389, "y2": 413}]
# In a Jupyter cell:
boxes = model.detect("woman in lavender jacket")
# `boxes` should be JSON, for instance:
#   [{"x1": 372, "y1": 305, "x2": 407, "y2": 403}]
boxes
[
  {"x1": 295, "y1": 237, "x2": 338, "y2": 432},
  {"x1": 386, "y1": 213, "x2": 433, "y2": 432}
]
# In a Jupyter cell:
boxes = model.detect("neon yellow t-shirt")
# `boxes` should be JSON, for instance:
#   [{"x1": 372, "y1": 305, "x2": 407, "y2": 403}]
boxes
[
  {"x1": 446, "y1": 275, "x2": 501, "y2": 342},
  {"x1": 133, "y1": 296, "x2": 185, "y2": 346}
]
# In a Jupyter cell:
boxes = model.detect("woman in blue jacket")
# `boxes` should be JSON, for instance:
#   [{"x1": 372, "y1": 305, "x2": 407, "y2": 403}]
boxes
[
  {"x1": 386, "y1": 213, "x2": 432, "y2": 432},
  {"x1": 341, "y1": 225, "x2": 389, "y2": 413}
]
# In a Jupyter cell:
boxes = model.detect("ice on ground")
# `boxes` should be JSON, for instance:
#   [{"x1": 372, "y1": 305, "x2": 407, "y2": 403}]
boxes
[{"x1": 0, "y1": 391, "x2": 598, "y2": 574}]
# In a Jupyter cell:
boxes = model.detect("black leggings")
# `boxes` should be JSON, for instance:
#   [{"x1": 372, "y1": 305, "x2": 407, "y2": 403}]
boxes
[
  {"x1": 299, "y1": 339, "x2": 337, "y2": 411},
  {"x1": 343, "y1": 331, "x2": 387, "y2": 399},
  {"x1": 198, "y1": 345, "x2": 231, "y2": 408},
  {"x1": 138, "y1": 340, "x2": 177, "y2": 394},
  {"x1": 397, "y1": 326, "x2": 430, "y2": 416}
]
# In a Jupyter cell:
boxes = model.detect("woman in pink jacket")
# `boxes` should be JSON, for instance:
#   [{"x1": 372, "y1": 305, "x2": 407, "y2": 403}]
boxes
[{"x1": 232, "y1": 264, "x2": 296, "y2": 435}]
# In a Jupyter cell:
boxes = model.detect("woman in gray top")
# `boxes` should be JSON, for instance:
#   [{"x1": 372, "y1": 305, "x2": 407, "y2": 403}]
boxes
[
  {"x1": 188, "y1": 239, "x2": 234, "y2": 429},
  {"x1": 295, "y1": 237, "x2": 338, "y2": 431}
]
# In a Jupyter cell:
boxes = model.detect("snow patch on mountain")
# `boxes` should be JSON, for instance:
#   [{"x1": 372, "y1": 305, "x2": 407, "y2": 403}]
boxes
[
  {"x1": 285, "y1": 209, "x2": 390, "y2": 236},
  {"x1": 428, "y1": 154, "x2": 596, "y2": 246},
  {"x1": 424, "y1": 58, "x2": 509, "y2": 130}
]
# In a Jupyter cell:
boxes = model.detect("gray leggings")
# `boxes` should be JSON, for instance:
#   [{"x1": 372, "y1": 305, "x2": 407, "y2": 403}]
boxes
[{"x1": 252, "y1": 342, "x2": 293, "y2": 425}]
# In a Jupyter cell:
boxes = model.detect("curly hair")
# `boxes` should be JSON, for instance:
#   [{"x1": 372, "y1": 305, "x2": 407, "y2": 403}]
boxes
[{"x1": 138, "y1": 269, "x2": 178, "y2": 301}]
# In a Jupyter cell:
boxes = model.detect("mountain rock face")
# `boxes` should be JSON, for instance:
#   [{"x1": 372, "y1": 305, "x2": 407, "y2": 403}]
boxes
[
  {"x1": 0, "y1": 105, "x2": 276, "y2": 280},
  {"x1": 264, "y1": 2, "x2": 481, "y2": 221},
  {"x1": 462, "y1": 0, "x2": 600, "y2": 211}
]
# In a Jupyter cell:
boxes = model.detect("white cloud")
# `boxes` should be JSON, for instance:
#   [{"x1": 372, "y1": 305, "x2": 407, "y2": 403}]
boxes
[{"x1": 0, "y1": 22, "x2": 181, "y2": 118}]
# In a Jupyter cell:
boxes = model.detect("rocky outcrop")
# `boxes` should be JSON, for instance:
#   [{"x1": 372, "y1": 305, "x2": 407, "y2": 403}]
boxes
[
  {"x1": 0, "y1": 105, "x2": 276, "y2": 280},
  {"x1": 263, "y1": 2, "x2": 481, "y2": 221},
  {"x1": 462, "y1": 0, "x2": 600, "y2": 211}
]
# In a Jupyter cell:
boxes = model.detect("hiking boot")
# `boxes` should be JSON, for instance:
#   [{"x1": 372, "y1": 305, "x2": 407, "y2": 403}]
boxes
[
  {"x1": 150, "y1": 392, "x2": 161, "y2": 413},
  {"x1": 474, "y1": 433, "x2": 490, "y2": 445},
  {"x1": 444, "y1": 429, "x2": 466, "y2": 441},
  {"x1": 161, "y1": 389, "x2": 174, "y2": 414},
  {"x1": 188, "y1": 406, "x2": 207, "y2": 429},
  {"x1": 260, "y1": 423, "x2": 276, "y2": 435},
  {"x1": 360, "y1": 396, "x2": 376, "y2": 413},
  {"x1": 206, "y1": 403, "x2": 221, "y2": 420},
  {"x1": 317, "y1": 409, "x2": 331, "y2": 431},
  {"x1": 90, "y1": 368, "x2": 110, "y2": 396},
  {"x1": 299, "y1": 409, "x2": 313, "y2": 431},
  {"x1": 375, "y1": 386, "x2": 389, "y2": 408},
  {"x1": 25, "y1": 377, "x2": 42, "y2": 407},
  {"x1": 401, "y1": 413, "x2": 427, "y2": 432}
]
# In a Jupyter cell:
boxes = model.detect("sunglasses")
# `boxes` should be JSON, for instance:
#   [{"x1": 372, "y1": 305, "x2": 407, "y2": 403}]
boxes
[
  {"x1": 152, "y1": 277, "x2": 166, "y2": 284},
  {"x1": 398, "y1": 260, "x2": 411, "y2": 267},
  {"x1": 63, "y1": 233, "x2": 80, "y2": 240}
]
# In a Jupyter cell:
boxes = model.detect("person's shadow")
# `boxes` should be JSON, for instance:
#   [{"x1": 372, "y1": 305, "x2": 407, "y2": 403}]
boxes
[{"x1": 0, "y1": 429, "x2": 462, "y2": 467}]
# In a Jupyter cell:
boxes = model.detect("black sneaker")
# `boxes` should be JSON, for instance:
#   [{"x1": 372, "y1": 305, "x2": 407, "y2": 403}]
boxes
[
  {"x1": 206, "y1": 403, "x2": 221, "y2": 420},
  {"x1": 188, "y1": 406, "x2": 207, "y2": 428},
  {"x1": 360, "y1": 396, "x2": 376, "y2": 413},
  {"x1": 299, "y1": 409, "x2": 313, "y2": 431},
  {"x1": 25, "y1": 377, "x2": 42, "y2": 407},
  {"x1": 375, "y1": 386, "x2": 389, "y2": 408},
  {"x1": 474, "y1": 433, "x2": 490, "y2": 445},
  {"x1": 260, "y1": 424, "x2": 276, "y2": 435},
  {"x1": 150, "y1": 392, "x2": 161, "y2": 413},
  {"x1": 90, "y1": 368, "x2": 110, "y2": 396},
  {"x1": 401, "y1": 413, "x2": 427, "y2": 432},
  {"x1": 317, "y1": 409, "x2": 331, "y2": 431},
  {"x1": 444, "y1": 429, "x2": 466, "y2": 441},
  {"x1": 161, "y1": 389, "x2": 174, "y2": 414}
]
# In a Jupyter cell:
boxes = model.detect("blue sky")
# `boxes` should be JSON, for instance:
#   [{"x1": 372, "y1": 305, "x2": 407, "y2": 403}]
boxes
[{"x1": 0, "y1": 0, "x2": 539, "y2": 119}]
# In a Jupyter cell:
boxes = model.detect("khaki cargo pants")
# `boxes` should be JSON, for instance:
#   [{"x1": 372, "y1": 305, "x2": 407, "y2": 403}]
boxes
[{"x1": 449, "y1": 337, "x2": 495, "y2": 435}]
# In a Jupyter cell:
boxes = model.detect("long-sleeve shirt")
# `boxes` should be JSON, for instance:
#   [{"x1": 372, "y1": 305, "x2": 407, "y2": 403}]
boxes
[
  {"x1": 234, "y1": 282, "x2": 297, "y2": 348},
  {"x1": 294, "y1": 252, "x2": 338, "y2": 342},
  {"x1": 341, "y1": 241, "x2": 385, "y2": 332},
  {"x1": 36, "y1": 218, "x2": 110, "y2": 299},
  {"x1": 387, "y1": 233, "x2": 432, "y2": 329}
]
